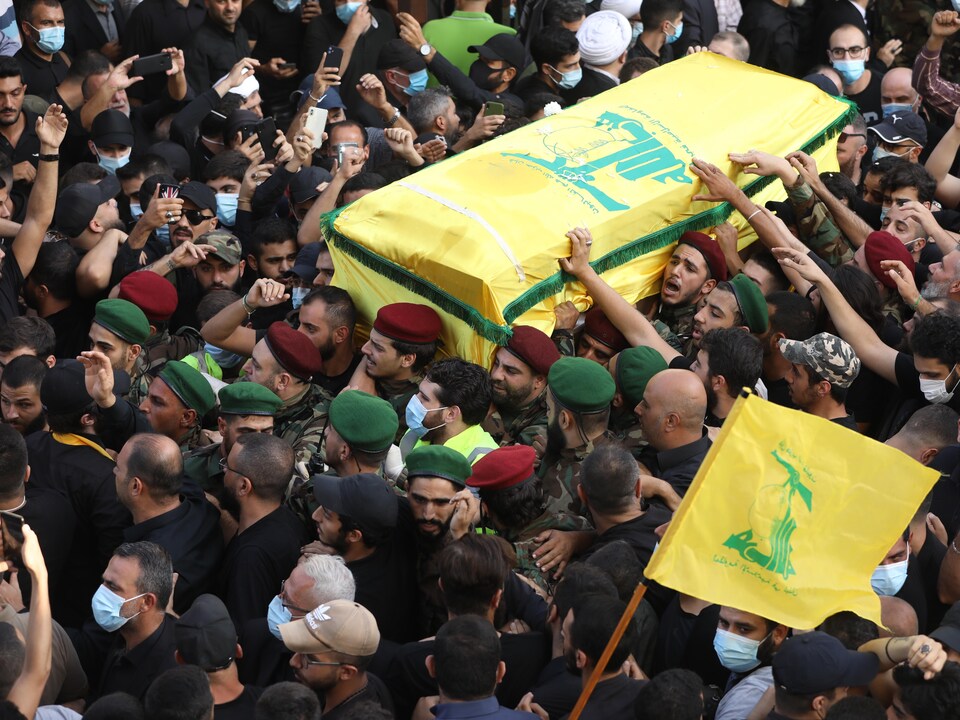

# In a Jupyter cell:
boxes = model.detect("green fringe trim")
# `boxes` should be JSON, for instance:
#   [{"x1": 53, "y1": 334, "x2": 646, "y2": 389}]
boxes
[
  {"x1": 320, "y1": 208, "x2": 514, "y2": 346},
  {"x1": 323, "y1": 98, "x2": 859, "y2": 344}
]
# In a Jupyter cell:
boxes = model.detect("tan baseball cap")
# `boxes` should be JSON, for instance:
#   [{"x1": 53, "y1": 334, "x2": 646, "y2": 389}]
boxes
[{"x1": 279, "y1": 600, "x2": 380, "y2": 656}]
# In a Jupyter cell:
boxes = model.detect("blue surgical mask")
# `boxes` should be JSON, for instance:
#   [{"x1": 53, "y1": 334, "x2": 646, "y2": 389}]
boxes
[
  {"x1": 216, "y1": 192, "x2": 239, "y2": 227},
  {"x1": 204, "y1": 342, "x2": 244, "y2": 369},
  {"x1": 92, "y1": 584, "x2": 146, "y2": 633},
  {"x1": 871, "y1": 558, "x2": 908, "y2": 596},
  {"x1": 832, "y1": 58, "x2": 865, "y2": 86},
  {"x1": 93, "y1": 0, "x2": 114, "y2": 5},
  {"x1": 335, "y1": 1, "x2": 362, "y2": 24},
  {"x1": 267, "y1": 595, "x2": 291, "y2": 640},
  {"x1": 129, "y1": 202, "x2": 143, "y2": 221},
  {"x1": 665, "y1": 20, "x2": 683, "y2": 44},
  {"x1": 882, "y1": 103, "x2": 914, "y2": 118},
  {"x1": 879, "y1": 205, "x2": 889, "y2": 223},
  {"x1": 631, "y1": 22, "x2": 643, "y2": 45},
  {"x1": 96, "y1": 148, "x2": 131, "y2": 175},
  {"x1": 291, "y1": 287, "x2": 309, "y2": 309},
  {"x1": 402, "y1": 69, "x2": 429, "y2": 96},
  {"x1": 509, "y1": 2, "x2": 516, "y2": 18},
  {"x1": 713, "y1": 628, "x2": 766, "y2": 673},
  {"x1": 405, "y1": 394, "x2": 448, "y2": 438},
  {"x1": 274, "y1": 0, "x2": 300, "y2": 11},
  {"x1": 155, "y1": 224, "x2": 171, "y2": 249},
  {"x1": 550, "y1": 64, "x2": 581, "y2": 90},
  {"x1": 29, "y1": 24, "x2": 64, "y2": 54},
  {"x1": 873, "y1": 145, "x2": 909, "y2": 163}
]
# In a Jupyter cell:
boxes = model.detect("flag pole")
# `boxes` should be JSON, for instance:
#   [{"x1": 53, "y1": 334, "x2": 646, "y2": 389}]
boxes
[{"x1": 567, "y1": 581, "x2": 649, "y2": 720}]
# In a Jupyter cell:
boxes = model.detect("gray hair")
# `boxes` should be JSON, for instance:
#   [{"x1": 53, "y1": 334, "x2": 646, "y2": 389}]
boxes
[
  {"x1": 711, "y1": 31, "x2": 750, "y2": 62},
  {"x1": 300, "y1": 554, "x2": 356, "y2": 607},
  {"x1": 407, "y1": 87, "x2": 454, "y2": 135}
]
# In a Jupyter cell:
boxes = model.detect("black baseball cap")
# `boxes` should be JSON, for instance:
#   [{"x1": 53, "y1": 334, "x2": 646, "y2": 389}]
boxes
[
  {"x1": 377, "y1": 39, "x2": 426, "y2": 72},
  {"x1": 91, "y1": 109, "x2": 135, "y2": 147},
  {"x1": 40, "y1": 359, "x2": 129, "y2": 414},
  {"x1": 290, "y1": 166, "x2": 333, "y2": 205},
  {"x1": 772, "y1": 632, "x2": 879, "y2": 695},
  {"x1": 868, "y1": 111, "x2": 927, "y2": 147},
  {"x1": 931, "y1": 601, "x2": 960, "y2": 653},
  {"x1": 312, "y1": 473, "x2": 399, "y2": 537},
  {"x1": 175, "y1": 594, "x2": 237, "y2": 671},
  {"x1": 53, "y1": 175, "x2": 121, "y2": 238},
  {"x1": 178, "y1": 181, "x2": 217, "y2": 212},
  {"x1": 468, "y1": 33, "x2": 527, "y2": 71},
  {"x1": 290, "y1": 241, "x2": 322, "y2": 282},
  {"x1": 223, "y1": 109, "x2": 260, "y2": 141}
]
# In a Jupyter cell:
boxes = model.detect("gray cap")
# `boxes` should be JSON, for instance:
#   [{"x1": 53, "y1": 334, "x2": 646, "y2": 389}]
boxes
[{"x1": 778, "y1": 332, "x2": 861, "y2": 389}]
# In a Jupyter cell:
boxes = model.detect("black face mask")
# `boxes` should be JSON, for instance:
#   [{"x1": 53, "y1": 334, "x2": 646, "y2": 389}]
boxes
[{"x1": 469, "y1": 60, "x2": 505, "y2": 91}]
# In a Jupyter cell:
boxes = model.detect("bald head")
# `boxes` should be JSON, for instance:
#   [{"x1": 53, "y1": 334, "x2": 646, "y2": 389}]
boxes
[
  {"x1": 121, "y1": 432, "x2": 184, "y2": 501},
  {"x1": 638, "y1": 369, "x2": 706, "y2": 450},
  {"x1": 879, "y1": 596, "x2": 918, "y2": 638},
  {"x1": 881, "y1": 67, "x2": 918, "y2": 109},
  {"x1": 886, "y1": 404, "x2": 960, "y2": 465}
]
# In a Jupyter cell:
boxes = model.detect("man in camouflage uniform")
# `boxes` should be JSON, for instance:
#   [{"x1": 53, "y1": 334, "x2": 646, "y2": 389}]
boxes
[
  {"x1": 538, "y1": 357, "x2": 620, "y2": 518},
  {"x1": 116, "y1": 271, "x2": 202, "y2": 405},
  {"x1": 359, "y1": 303, "x2": 442, "y2": 441},
  {"x1": 483, "y1": 325, "x2": 560, "y2": 459},
  {"x1": 183, "y1": 382, "x2": 283, "y2": 493},
  {"x1": 779, "y1": 332, "x2": 863, "y2": 430},
  {"x1": 607, "y1": 347, "x2": 668, "y2": 460},
  {"x1": 87, "y1": 299, "x2": 150, "y2": 401},
  {"x1": 468, "y1": 445, "x2": 589, "y2": 594},
  {"x1": 138, "y1": 360, "x2": 217, "y2": 453}
]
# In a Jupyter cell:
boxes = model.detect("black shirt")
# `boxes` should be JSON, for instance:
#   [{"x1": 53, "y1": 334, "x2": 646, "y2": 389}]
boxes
[
  {"x1": 348, "y1": 536, "x2": 420, "y2": 644},
  {"x1": 930, "y1": 445, "x2": 960, "y2": 540},
  {"x1": 18, "y1": 484, "x2": 78, "y2": 610},
  {"x1": 764, "y1": 377, "x2": 796, "y2": 409},
  {"x1": 640, "y1": 432, "x2": 712, "y2": 497},
  {"x1": 315, "y1": 351, "x2": 364, "y2": 396},
  {"x1": 123, "y1": 495, "x2": 224, "y2": 615},
  {"x1": 46, "y1": 301, "x2": 96, "y2": 360},
  {"x1": 0, "y1": 247, "x2": 23, "y2": 326},
  {"x1": 652, "y1": 599, "x2": 727, "y2": 686},
  {"x1": 561, "y1": 674, "x2": 645, "y2": 720},
  {"x1": 240, "y1": 0, "x2": 306, "y2": 106},
  {"x1": 220, "y1": 506, "x2": 309, "y2": 629},
  {"x1": 513, "y1": 73, "x2": 557, "y2": 103},
  {"x1": 738, "y1": 0, "x2": 800, "y2": 76},
  {"x1": 322, "y1": 672, "x2": 394, "y2": 720},
  {"x1": 531, "y1": 657, "x2": 581, "y2": 720},
  {"x1": 579, "y1": 506, "x2": 672, "y2": 570},
  {"x1": 215, "y1": 685, "x2": 264, "y2": 720},
  {"x1": 183, "y1": 17, "x2": 251, "y2": 95},
  {"x1": 847, "y1": 69, "x2": 884, "y2": 126},
  {"x1": 0, "y1": 109, "x2": 41, "y2": 200},
  {"x1": 124, "y1": 0, "x2": 207, "y2": 102},
  {"x1": 563, "y1": 67, "x2": 616, "y2": 104},
  {"x1": 93, "y1": 614, "x2": 179, "y2": 701},
  {"x1": 629, "y1": 36, "x2": 674, "y2": 65},
  {"x1": 237, "y1": 617, "x2": 296, "y2": 686},
  {"x1": 831, "y1": 414, "x2": 860, "y2": 431},
  {"x1": 15, "y1": 47, "x2": 67, "y2": 101}
]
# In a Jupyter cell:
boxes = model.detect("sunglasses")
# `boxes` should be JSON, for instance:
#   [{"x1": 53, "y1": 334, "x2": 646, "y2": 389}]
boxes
[
  {"x1": 838, "y1": 132, "x2": 866, "y2": 143},
  {"x1": 183, "y1": 209, "x2": 216, "y2": 226}
]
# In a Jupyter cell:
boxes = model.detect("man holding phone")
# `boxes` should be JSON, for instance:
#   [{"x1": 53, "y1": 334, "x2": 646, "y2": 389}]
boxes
[
  {"x1": 239, "y1": 0, "x2": 306, "y2": 119},
  {"x1": 183, "y1": 0, "x2": 251, "y2": 95}
]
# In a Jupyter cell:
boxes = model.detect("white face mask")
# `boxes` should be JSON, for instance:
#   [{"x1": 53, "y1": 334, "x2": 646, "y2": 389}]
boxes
[{"x1": 920, "y1": 363, "x2": 959, "y2": 404}]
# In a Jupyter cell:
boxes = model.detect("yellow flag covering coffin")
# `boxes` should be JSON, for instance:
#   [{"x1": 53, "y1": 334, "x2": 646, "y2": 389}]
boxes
[
  {"x1": 321, "y1": 53, "x2": 855, "y2": 364},
  {"x1": 645, "y1": 393, "x2": 939, "y2": 629}
]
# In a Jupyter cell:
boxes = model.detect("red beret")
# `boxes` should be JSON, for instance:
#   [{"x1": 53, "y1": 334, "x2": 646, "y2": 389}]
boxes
[
  {"x1": 864, "y1": 230, "x2": 915, "y2": 289},
  {"x1": 265, "y1": 322, "x2": 323, "y2": 381},
  {"x1": 583, "y1": 307, "x2": 628, "y2": 352},
  {"x1": 678, "y1": 231, "x2": 728, "y2": 281},
  {"x1": 373, "y1": 303, "x2": 442, "y2": 344},
  {"x1": 467, "y1": 445, "x2": 537, "y2": 491},
  {"x1": 118, "y1": 272, "x2": 178, "y2": 322},
  {"x1": 505, "y1": 325, "x2": 561, "y2": 376}
]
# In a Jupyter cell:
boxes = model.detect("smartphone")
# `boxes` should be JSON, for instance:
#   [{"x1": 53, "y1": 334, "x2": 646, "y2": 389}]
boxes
[
  {"x1": 257, "y1": 117, "x2": 279, "y2": 162},
  {"x1": 484, "y1": 102, "x2": 504, "y2": 116},
  {"x1": 131, "y1": 52, "x2": 173, "y2": 77},
  {"x1": 0, "y1": 510, "x2": 24, "y2": 563},
  {"x1": 324, "y1": 46, "x2": 344, "y2": 70},
  {"x1": 158, "y1": 183, "x2": 180, "y2": 199},
  {"x1": 336, "y1": 141, "x2": 359, "y2": 166},
  {"x1": 240, "y1": 124, "x2": 258, "y2": 143},
  {"x1": 305, "y1": 107, "x2": 328, "y2": 149},
  {"x1": 278, "y1": 62, "x2": 298, "y2": 70}
]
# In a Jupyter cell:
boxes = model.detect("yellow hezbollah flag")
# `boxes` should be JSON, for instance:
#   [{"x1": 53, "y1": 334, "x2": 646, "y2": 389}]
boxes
[
  {"x1": 645, "y1": 393, "x2": 939, "y2": 629},
  {"x1": 322, "y1": 53, "x2": 854, "y2": 365}
]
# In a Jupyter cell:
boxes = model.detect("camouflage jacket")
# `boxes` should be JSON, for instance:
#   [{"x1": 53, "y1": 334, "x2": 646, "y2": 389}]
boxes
[
  {"x1": 377, "y1": 375, "x2": 422, "y2": 443},
  {"x1": 177, "y1": 424, "x2": 204, "y2": 454},
  {"x1": 506, "y1": 509, "x2": 591, "y2": 594},
  {"x1": 182, "y1": 441, "x2": 224, "y2": 494},
  {"x1": 552, "y1": 329, "x2": 576, "y2": 358},
  {"x1": 482, "y1": 391, "x2": 549, "y2": 450},
  {"x1": 538, "y1": 431, "x2": 620, "y2": 517},
  {"x1": 275, "y1": 383, "x2": 334, "y2": 469},
  {"x1": 609, "y1": 411, "x2": 648, "y2": 460},
  {"x1": 785, "y1": 176, "x2": 855, "y2": 268},
  {"x1": 656, "y1": 304, "x2": 696, "y2": 355},
  {"x1": 127, "y1": 327, "x2": 203, "y2": 406}
]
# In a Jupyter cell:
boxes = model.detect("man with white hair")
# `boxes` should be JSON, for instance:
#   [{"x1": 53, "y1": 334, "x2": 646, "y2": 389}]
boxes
[{"x1": 569, "y1": 10, "x2": 632, "y2": 101}]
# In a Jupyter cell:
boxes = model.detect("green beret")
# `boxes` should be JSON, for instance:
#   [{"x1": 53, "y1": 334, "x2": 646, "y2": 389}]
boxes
[
  {"x1": 405, "y1": 445, "x2": 472, "y2": 488},
  {"x1": 330, "y1": 390, "x2": 399, "y2": 453},
  {"x1": 548, "y1": 356, "x2": 615, "y2": 413},
  {"x1": 729, "y1": 274, "x2": 769, "y2": 334},
  {"x1": 159, "y1": 361, "x2": 217, "y2": 415},
  {"x1": 616, "y1": 347, "x2": 668, "y2": 408},
  {"x1": 218, "y1": 382, "x2": 282, "y2": 417},
  {"x1": 94, "y1": 299, "x2": 150, "y2": 345}
]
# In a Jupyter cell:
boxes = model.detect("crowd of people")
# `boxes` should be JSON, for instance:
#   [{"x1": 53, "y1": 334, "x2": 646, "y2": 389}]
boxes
[{"x1": 1, "y1": 0, "x2": 960, "y2": 718}]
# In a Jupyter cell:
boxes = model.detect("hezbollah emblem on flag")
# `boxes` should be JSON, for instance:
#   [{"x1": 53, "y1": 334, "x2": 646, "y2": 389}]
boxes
[{"x1": 645, "y1": 394, "x2": 939, "y2": 628}]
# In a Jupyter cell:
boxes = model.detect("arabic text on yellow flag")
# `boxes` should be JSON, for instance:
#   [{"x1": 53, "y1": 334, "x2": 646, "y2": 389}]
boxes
[
  {"x1": 322, "y1": 53, "x2": 855, "y2": 365},
  {"x1": 645, "y1": 393, "x2": 939, "y2": 629}
]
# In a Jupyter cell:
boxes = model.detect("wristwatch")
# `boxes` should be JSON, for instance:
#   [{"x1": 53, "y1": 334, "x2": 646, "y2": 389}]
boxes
[{"x1": 419, "y1": 43, "x2": 432, "y2": 57}]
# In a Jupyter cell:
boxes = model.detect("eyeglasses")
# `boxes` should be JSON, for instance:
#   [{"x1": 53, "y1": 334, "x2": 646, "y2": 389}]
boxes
[
  {"x1": 829, "y1": 45, "x2": 866, "y2": 59},
  {"x1": 279, "y1": 580, "x2": 311, "y2": 616},
  {"x1": 301, "y1": 655, "x2": 345, "y2": 667},
  {"x1": 218, "y1": 458, "x2": 244, "y2": 475},
  {"x1": 183, "y1": 209, "x2": 216, "y2": 226},
  {"x1": 838, "y1": 132, "x2": 866, "y2": 143}
]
